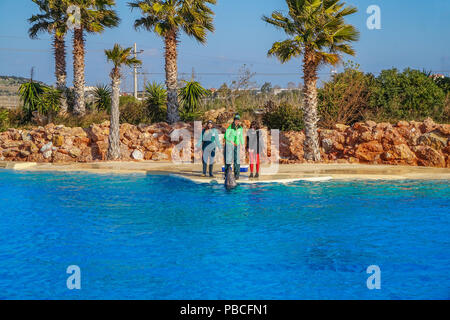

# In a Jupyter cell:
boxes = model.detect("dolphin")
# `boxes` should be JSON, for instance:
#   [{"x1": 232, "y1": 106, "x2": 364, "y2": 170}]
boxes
[{"x1": 225, "y1": 167, "x2": 237, "y2": 190}]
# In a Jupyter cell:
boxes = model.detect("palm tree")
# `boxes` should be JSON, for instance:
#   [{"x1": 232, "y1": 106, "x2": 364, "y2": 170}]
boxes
[
  {"x1": 105, "y1": 44, "x2": 142, "y2": 160},
  {"x1": 69, "y1": 0, "x2": 120, "y2": 116},
  {"x1": 29, "y1": 0, "x2": 69, "y2": 113},
  {"x1": 263, "y1": 0, "x2": 359, "y2": 161},
  {"x1": 129, "y1": 0, "x2": 216, "y2": 124}
]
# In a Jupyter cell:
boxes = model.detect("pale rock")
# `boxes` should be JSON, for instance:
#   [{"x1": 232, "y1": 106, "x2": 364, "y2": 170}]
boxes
[
  {"x1": 131, "y1": 149, "x2": 144, "y2": 160},
  {"x1": 40, "y1": 142, "x2": 53, "y2": 153}
]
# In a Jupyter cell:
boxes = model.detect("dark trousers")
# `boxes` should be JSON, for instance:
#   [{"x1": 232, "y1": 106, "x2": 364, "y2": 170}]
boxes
[
  {"x1": 224, "y1": 142, "x2": 240, "y2": 178},
  {"x1": 202, "y1": 143, "x2": 216, "y2": 176}
]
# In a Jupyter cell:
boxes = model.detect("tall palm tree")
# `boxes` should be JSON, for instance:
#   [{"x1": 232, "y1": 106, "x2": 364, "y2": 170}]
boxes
[
  {"x1": 129, "y1": 0, "x2": 216, "y2": 124},
  {"x1": 69, "y1": 0, "x2": 120, "y2": 116},
  {"x1": 29, "y1": 0, "x2": 69, "y2": 113},
  {"x1": 105, "y1": 44, "x2": 142, "y2": 160},
  {"x1": 263, "y1": 0, "x2": 359, "y2": 161}
]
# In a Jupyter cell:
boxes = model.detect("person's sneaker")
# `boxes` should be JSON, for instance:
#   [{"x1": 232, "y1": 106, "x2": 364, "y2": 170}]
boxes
[
  {"x1": 255, "y1": 173, "x2": 259, "y2": 178},
  {"x1": 249, "y1": 173, "x2": 254, "y2": 179},
  {"x1": 209, "y1": 174, "x2": 215, "y2": 178},
  {"x1": 202, "y1": 173, "x2": 207, "y2": 177}
]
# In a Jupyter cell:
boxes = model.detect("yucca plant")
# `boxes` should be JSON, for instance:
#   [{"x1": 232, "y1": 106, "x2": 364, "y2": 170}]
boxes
[
  {"x1": 93, "y1": 84, "x2": 112, "y2": 112},
  {"x1": 263, "y1": 0, "x2": 359, "y2": 161},
  {"x1": 179, "y1": 80, "x2": 210, "y2": 113},
  {"x1": 144, "y1": 82, "x2": 167, "y2": 123},
  {"x1": 18, "y1": 80, "x2": 45, "y2": 120},
  {"x1": 40, "y1": 87, "x2": 62, "y2": 121}
]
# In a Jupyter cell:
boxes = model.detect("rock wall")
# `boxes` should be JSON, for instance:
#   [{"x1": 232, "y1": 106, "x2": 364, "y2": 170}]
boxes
[{"x1": 0, "y1": 118, "x2": 449, "y2": 168}]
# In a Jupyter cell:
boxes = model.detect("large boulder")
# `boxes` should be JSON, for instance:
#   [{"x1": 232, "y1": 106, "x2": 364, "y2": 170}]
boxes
[
  {"x1": 355, "y1": 141, "x2": 384, "y2": 162},
  {"x1": 417, "y1": 131, "x2": 448, "y2": 150},
  {"x1": 381, "y1": 144, "x2": 417, "y2": 165},
  {"x1": 414, "y1": 146, "x2": 446, "y2": 167}
]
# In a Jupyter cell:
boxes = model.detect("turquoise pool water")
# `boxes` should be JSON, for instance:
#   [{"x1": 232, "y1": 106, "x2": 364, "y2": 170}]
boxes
[{"x1": 0, "y1": 170, "x2": 449, "y2": 300}]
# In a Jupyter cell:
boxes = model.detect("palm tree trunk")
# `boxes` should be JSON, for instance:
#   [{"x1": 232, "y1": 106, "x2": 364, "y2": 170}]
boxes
[
  {"x1": 73, "y1": 27, "x2": 86, "y2": 116},
  {"x1": 107, "y1": 71, "x2": 121, "y2": 160},
  {"x1": 54, "y1": 33, "x2": 68, "y2": 114},
  {"x1": 165, "y1": 30, "x2": 180, "y2": 124},
  {"x1": 302, "y1": 50, "x2": 321, "y2": 161}
]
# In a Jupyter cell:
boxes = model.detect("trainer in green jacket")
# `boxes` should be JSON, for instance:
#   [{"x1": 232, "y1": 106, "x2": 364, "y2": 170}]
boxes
[{"x1": 224, "y1": 114, "x2": 244, "y2": 179}]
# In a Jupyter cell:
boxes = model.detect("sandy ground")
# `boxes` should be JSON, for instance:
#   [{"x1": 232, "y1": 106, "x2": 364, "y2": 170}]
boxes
[{"x1": 1, "y1": 160, "x2": 449, "y2": 181}]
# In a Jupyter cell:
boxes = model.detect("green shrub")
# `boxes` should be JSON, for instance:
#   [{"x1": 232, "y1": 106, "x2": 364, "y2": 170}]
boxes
[
  {"x1": 0, "y1": 109, "x2": 9, "y2": 131},
  {"x1": 144, "y1": 82, "x2": 167, "y2": 123},
  {"x1": 93, "y1": 84, "x2": 112, "y2": 112},
  {"x1": 318, "y1": 63, "x2": 372, "y2": 128},
  {"x1": 52, "y1": 111, "x2": 110, "y2": 128},
  {"x1": 119, "y1": 97, "x2": 148, "y2": 125},
  {"x1": 262, "y1": 101, "x2": 304, "y2": 131},
  {"x1": 180, "y1": 110, "x2": 203, "y2": 122},
  {"x1": 368, "y1": 68, "x2": 446, "y2": 121}
]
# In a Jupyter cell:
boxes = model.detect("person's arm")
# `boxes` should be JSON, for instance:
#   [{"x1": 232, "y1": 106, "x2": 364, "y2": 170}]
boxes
[
  {"x1": 258, "y1": 130, "x2": 266, "y2": 156},
  {"x1": 214, "y1": 129, "x2": 222, "y2": 150},
  {"x1": 239, "y1": 127, "x2": 245, "y2": 146},
  {"x1": 195, "y1": 129, "x2": 204, "y2": 148}
]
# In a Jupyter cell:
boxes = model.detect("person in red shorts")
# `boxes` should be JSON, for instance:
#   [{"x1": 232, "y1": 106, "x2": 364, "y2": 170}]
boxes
[{"x1": 246, "y1": 121, "x2": 263, "y2": 179}]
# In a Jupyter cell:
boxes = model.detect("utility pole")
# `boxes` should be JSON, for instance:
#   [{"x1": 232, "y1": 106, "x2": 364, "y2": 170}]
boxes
[{"x1": 132, "y1": 43, "x2": 144, "y2": 99}]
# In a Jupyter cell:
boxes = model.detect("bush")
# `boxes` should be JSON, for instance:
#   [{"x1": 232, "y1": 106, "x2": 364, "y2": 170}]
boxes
[
  {"x1": 367, "y1": 68, "x2": 446, "y2": 122},
  {"x1": 262, "y1": 101, "x2": 304, "y2": 131},
  {"x1": 52, "y1": 111, "x2": 110, "y2": 128},
  {"x1": 144, "y1": 82, "x2": 167, "y2": 123},
  {"x1": 119, "y1": 96, "x2": 148, "y2": 125},
  {"x1": 318, "y1": 62, "x2": 372, "y2": 128},
  {"x1": 0, "y1": 109, "x2": 9, "y2": 131},
  {"x1": 180, "y1": 110, "x2": 203, "y2": 122}
]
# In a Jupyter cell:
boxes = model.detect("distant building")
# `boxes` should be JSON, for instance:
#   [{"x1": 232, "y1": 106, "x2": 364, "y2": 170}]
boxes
[{"x1": 430, "y1": 74, "x2": 445, "y2": 80}]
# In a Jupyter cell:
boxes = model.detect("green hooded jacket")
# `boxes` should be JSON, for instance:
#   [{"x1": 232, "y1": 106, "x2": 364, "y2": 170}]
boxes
[{"x1": 225, "y1": 123, "x2": 244, "y2": 146}]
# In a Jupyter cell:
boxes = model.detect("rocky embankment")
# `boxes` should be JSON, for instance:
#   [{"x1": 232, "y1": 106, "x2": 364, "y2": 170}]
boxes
[{"x1": 0, "y1": 118, "x2": 449, "y2": 168}]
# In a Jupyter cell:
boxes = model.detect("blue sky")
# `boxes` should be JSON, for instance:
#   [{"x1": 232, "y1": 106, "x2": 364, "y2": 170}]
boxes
[{"x1": 0, "y1": 0, "x2": 449, "y2": 91}]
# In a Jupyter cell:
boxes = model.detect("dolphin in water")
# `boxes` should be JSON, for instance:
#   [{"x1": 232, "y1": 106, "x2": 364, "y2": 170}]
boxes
[{"x1": 225, "y1": 167, "x2": 237, "y2": 190}]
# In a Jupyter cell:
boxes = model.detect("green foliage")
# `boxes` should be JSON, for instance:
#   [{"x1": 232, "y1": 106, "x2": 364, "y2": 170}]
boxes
[
  {"x1": 0, "y1": 109, "x2": 9, "y2": 131},
  {"x1": 129, "y1": 0, "x2": 216, "y2": 43},
  {"x1": 52, "y1": 111, "x2": 110, "y2": 128},
  {"x1": 318, "y1": 62, "x2": 372, "y2": 128},
  {"x1": 93, "y1": 84, "x2": 112, "y2": 112},
  {"x1": 119, "y1": 96, "x2": 147, "y2": 125},
  {"x1": 317, "y1": 64, "x2": 449, "y2": 126},
  {"x1": 262, "y1": 101, "x2": 304, "y2": 131},
  {"x1": 144, "y1": 82, "x2": 167, "y2": 123},
  {"x1": 39, "y1": 86, "x2": 62, "y2": 116},
  {"x1": 179, "y1": 80, "x2": 210, "y2": 113},
  {"x1": 105, "y1": 44, "x2": 142, "y2": 72},
  {"x1": 368, "y1": 68, "x2": 446, "y2": 121},
  {"x1": 18, "y1": 80, "x2": 45, "y2": 120},
  {"x1": 433, "y1": 76, "x2": 450, "y2": 94},
  {"x1": 180, "y1": 110, "x2": 203, "y2": 122},
  {"x1": 263, "y1": 0, "x2": 359, "y2": 66}
]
